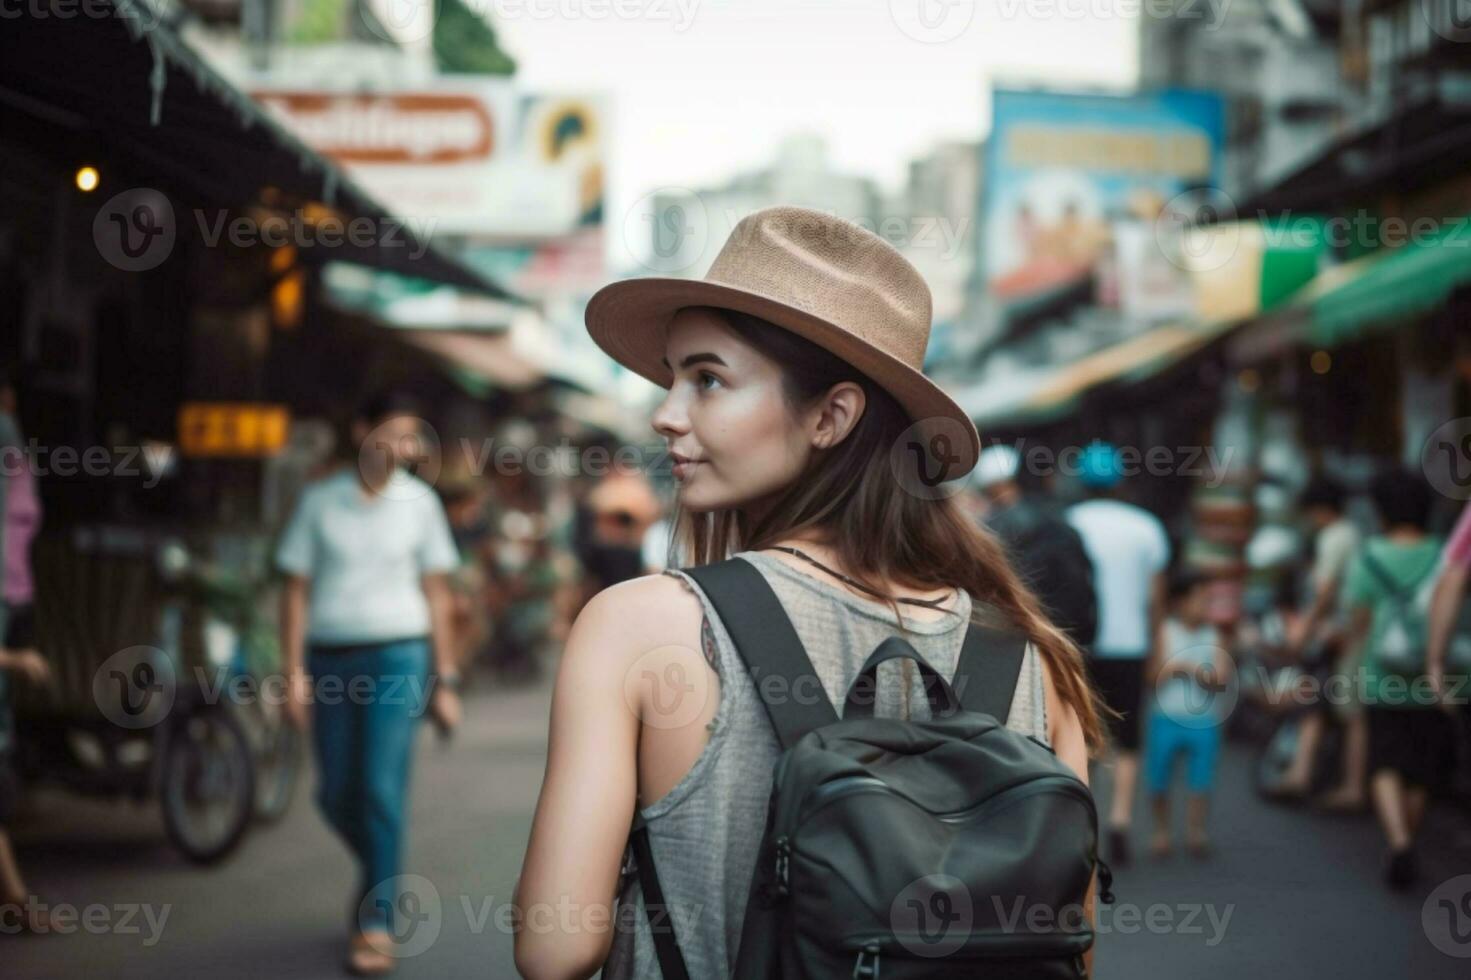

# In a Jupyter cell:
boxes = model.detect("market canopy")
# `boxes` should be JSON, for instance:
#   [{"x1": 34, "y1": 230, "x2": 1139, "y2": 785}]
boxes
[
  {"x1": 0, "y1": 0, "x2": 513, "y2": 298},
  {"x1": 1306, "y1": 216, "x2": 1471, "y2": 346},
  {"x1": 964, "y1": 317, "x2": 1245, "y2": 428}
]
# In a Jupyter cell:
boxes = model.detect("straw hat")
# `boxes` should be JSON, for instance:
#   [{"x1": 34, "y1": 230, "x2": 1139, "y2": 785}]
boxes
[{"x1": 585, "y1": 205, "x2": 980, "y2": 478}]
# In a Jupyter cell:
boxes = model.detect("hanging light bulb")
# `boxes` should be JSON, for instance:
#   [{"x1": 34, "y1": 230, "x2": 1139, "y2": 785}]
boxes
[{"x1": 75, "y1": 166, "x2": 100, "y2": 192}]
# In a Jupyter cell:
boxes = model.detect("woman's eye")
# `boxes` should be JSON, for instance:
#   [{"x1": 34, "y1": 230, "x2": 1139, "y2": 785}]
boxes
[{"x1": 697, "y1": 371, "x2": 721, "y2": 390}]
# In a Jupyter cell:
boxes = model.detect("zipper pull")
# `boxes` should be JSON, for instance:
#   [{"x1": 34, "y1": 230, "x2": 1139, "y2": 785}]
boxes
[
  {"x1": 1095, "y1": 857, "x2": 1116, "y2": 905},
  {"x1": 852, "y1": 943, "x2": 881, "y2": 978},
  {"x1": 772, "y1": 836, "x2": 791, "y2": 899}
]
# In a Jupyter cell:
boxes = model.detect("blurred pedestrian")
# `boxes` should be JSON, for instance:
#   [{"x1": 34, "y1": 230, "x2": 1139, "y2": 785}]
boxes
[
  {"x1": 640, "y1": 514, "x2": 674, "y2": 573},
  {"x1": 575, "y1": 461, "x2": 660, "y2": 602},
  {"x1": 276, "y1": 390, "x2": 463, "y2": 975},
  {"x1": 483, "y1": 467, "x2": 560, "y2": 684},
  {"x1": 1269, "y1": 475, "x2": 1365, "y2": 806},
  {"x1": 1067, "y1": 440, "x2": 1171, "y2": 866},
  {"x1": 973, "y1": 443, "x2": 1098, "y2": 648},
  {"x1": 1341, "y1": 469, "x2": 1454, "y2": 889},
  {"x1": 1144, "y1": 569, "x2": 1233, "y2": 859},
  {"x1": 0, "y1": 368, "x2": 51, "y2": 932}
]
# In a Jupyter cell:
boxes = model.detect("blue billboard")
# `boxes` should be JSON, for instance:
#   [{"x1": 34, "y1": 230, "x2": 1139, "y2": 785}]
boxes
[{"x1": 982, "y1": 88, "x2": 1225, "y2": 306}]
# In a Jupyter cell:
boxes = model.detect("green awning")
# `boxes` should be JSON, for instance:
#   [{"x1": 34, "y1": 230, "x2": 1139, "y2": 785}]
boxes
[{"x1": 1310, "y1": 217, "x2": 1471, "y2": 345}]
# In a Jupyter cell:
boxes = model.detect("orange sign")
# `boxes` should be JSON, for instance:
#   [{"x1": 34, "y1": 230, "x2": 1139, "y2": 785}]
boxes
[
  {"x1": 250, "y1": 92, "x2": 496, "y2": 165},
  {"x1": 179, "y1": 403, "x2": 290, "y2": 457}
]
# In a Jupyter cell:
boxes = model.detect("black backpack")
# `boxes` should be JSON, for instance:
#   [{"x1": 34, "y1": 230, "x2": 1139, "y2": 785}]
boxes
[{"x1": 624, "y1": 558, "x2": 1114, "y2": 979}]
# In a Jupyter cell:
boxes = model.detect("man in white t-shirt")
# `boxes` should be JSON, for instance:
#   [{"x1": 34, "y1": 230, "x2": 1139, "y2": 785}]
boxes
[
  {"x1": 1066, "y1": 441, "x2": 1171, "y2": 866},
  {"x1": 276, "y1": 391, "x2": 462, "y2": 975}
]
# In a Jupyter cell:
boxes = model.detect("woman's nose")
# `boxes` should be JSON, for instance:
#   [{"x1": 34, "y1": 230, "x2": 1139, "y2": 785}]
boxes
[{"x1": 651, "y1": 389, "x2": 689, "y2": 438}]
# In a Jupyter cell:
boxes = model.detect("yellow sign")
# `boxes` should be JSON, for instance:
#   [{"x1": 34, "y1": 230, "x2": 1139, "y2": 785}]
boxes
[{"x1": 178, "y1": 403, "x2": 290, "y2": 457}]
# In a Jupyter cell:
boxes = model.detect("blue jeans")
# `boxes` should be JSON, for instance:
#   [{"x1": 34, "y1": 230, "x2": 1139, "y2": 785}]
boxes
[{"x1": 308, "y1": 637, "x2": 430, "y2": 933}]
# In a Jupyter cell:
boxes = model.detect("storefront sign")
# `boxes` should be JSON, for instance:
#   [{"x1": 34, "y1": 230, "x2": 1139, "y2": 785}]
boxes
[{"x1": 178, "y1": 403, "x2": 290, "y2": 457}]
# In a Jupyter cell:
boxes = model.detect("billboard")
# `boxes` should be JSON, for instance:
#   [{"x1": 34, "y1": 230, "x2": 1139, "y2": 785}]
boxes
[
  {"x1": 982, "y1": 88, "x2": 1225, "y2": 320},
  {"x1": 251, "y1": 82, "x2": 604, "y2": 240}
]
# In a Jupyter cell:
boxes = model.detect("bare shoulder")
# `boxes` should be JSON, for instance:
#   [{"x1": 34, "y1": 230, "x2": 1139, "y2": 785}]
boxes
[{"x1": 568, "y1": 572, "x2": 707, "y2": 664}]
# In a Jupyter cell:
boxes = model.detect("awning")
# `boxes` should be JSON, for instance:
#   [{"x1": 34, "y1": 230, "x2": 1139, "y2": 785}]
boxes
[
  {"x1": 321, "y1": 263, "x2": 520, "y2": 330},
  {"x1": 1023, "y1": 318, "x2": 1242, "y2": 415},
  {"x1": 963, "y1": 316, "x2": 1247, "y2": 428},
  {"x1": 1306, "y1": 217, "x2": 1471, "y2": 345},
  {"x1": 0, "y1": 0, "x2": 512, "y2": 298},
  {"x1": 400, "y1": 331, "x2": 546, "y2": 392}
]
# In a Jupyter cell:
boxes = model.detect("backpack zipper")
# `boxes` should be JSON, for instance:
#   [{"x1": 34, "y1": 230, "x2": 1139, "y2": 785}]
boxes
[
  {"x1": 772, "y1": 773, "x2": 1107, "y2": 901},
  {"x1": 795, "y1": 771, "x2": 1095, "y2": 830}
]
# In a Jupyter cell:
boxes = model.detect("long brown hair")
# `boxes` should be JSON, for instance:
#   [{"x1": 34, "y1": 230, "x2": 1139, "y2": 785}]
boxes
[{"x1": 669, "y1": 306, "x2": 1112, "y2": 754}]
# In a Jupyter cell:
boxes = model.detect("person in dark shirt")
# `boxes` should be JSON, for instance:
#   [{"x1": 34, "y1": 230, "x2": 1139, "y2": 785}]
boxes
[{"x1": 974, "y1": 444, "x2": 1098, "y2": 650}]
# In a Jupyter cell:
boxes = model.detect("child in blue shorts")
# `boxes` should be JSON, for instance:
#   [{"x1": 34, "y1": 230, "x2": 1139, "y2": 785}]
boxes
[{"x1": 1144, "y1": 569, "x2": 1235, "y2": 858}]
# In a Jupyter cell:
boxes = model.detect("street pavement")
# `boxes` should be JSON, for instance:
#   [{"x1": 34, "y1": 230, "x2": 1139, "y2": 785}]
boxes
[{"x1": 6, "y1": 671, "x2": 1471, "y2": 979}]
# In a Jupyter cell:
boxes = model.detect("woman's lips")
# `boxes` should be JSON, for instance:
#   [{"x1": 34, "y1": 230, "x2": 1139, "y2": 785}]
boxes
[{"x1": 672, "y1": 459, "x2": 702, "y2": 480}]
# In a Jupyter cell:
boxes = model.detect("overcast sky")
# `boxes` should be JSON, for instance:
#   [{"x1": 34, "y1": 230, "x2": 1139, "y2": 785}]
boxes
[{"x1": 484, "y1": 0, "x2": 1139, "y2": 264}]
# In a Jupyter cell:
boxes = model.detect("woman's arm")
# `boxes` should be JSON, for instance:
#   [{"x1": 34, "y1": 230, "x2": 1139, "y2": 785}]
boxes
[
  {"x1": 514, "y1": 574, "x2": 702, "y2": 980},
  {"x1": 1040, "y1": 654, "x2": 1094, "y2": 975},
  {"x1": 1428, "y1": 561, "x2": 1468, "y2": 686}
]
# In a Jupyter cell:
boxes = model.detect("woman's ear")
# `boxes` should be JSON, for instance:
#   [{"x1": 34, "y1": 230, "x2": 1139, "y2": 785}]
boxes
[{"x1": 809, "y1": 381, "x2": 865, "y2": 451}]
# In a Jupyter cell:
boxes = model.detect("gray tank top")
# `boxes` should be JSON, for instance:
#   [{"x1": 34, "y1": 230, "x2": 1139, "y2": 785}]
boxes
[{"x1": 599, "y1": 550, "x2": 1051, "y2": 979}]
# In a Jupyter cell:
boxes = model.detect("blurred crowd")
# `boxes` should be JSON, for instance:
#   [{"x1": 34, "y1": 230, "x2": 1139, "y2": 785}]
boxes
[{"x1": 967, "y1": 439, "x2": 1471, "y2": 892}]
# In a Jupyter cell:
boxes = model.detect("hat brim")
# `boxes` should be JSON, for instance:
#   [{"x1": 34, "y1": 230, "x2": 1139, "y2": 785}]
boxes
[{"x1": 585, "y1": 277, "x2": 979, "y2": 478}]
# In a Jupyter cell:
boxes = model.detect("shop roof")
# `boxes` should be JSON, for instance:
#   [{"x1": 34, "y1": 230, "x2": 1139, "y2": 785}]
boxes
[{"x1": 0, "y1": 0, "x2": 515, "y2": 299}]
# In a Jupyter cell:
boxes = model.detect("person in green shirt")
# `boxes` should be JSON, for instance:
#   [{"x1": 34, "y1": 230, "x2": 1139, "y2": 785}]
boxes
[{"x1": 1341, "y1": 469, "x2": 1458, "y2": 890}]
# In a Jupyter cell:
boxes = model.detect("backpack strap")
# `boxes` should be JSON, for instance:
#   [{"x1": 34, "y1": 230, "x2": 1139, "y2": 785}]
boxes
[
  {"x1": 952, "y1": 621, "x2": 1030, "y2": 723},
  {"x1": 617, "y1": 557, "x2": 836, "y2": 980},
  {"x1": 1361, "y1": 545, "x2": 1439, "y2": 602},
  {"x1": 627, "y1": 811, "x2": 691, "y2": 980},
  {"x1": 683, "y1": 557, "x2": 840, "y2": 751}
]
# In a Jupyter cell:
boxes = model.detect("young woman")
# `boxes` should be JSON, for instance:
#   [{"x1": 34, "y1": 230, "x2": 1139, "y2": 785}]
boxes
[
  {"x1": 277, "y1": 391, "x2": 463, "y2": 975},
  {"x1": 514, "y1": 207, "x2": 1108, "y2": 980}
]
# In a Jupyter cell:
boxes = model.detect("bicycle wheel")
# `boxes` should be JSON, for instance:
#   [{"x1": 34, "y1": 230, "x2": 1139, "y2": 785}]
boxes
[
  {"x1": 160, "y1": 706, "x2": 255, "y2": 864},
  {"x1": 252, "y1": 713, "x2": 302, "y2": 824}
]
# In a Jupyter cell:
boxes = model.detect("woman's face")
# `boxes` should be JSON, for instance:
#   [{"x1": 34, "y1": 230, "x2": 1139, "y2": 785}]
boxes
[{"x1": 651, "y1": 308, "x2": 827, "y2": 513}]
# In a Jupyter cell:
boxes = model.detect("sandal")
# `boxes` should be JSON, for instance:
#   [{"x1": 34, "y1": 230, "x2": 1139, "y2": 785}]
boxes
[{"x1": 346, "y1": 931, "x2": 397, "y2": 976}]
